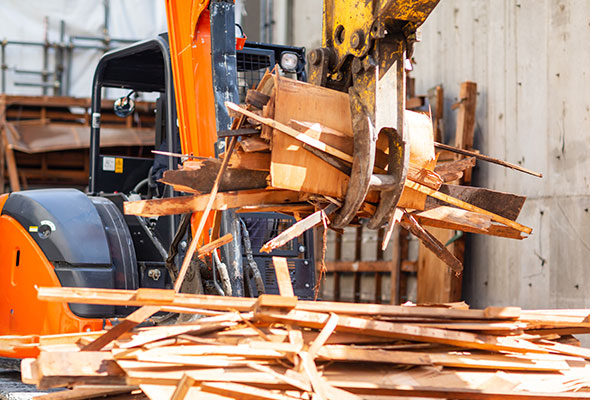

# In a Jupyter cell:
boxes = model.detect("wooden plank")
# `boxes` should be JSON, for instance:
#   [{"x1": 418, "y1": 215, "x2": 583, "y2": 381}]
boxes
[
  {"x1": 226, "y1": 103, "x2": 353, "y2": 164},
  {"x1": 271, "y1": 132, "x2": 350, "y2": 198},
  {"x1": 414, "y1": 215, "x2": 525, "y2": 240},
  {"x1": 435, "y1": 141, "x2": 543, "y2": 178},
  {"x1": 33, "y1": 351, "x2": 126, "y2": 390},
  {"x1": 37, "y1": 286, "x2": 524, "y2": 320},
  {"x1": 298, "y1": 352, "x2": 329, "y2": 400},
  {"x1": 427, "y1": 85, "x2": 444, "y2": 142},
  {"x1": 124, "y1": 189, "x2": 305, "y2": 218},
  {"x1": 160, "y1": 158, "x2": 268, "y2": 193},
  {"x1": 260, "y1": 204, "x2": 336, "y2": 253},
  {"x1": 272, "y1": 257, "x2": 295, "y2": 297},
  {"x1": 195, "y1": 233, "x2": 234, "y2": 259},
  {"x1": 407, "y1": 180, "x2": 532, "y2": 234},
  {"x1": 33, "y1": 386, "x2": 138, "y2": 400},
  {"x1": 325, "y1": 260, "x2": 393, "y2": 273},
  {"x1": 246, "y1": 76, "x2": 354, "y2": 199},
  {"x1": 3, "y1": 127, "x2": 20, "y2": 191},
  {"x1": 340, "y1": 385, "x2": 590, "y2": 399},
  {"x1": 454, "y1": 81, "x2": 477, "y2": 154},
  {"x1": 171, "y1": 374, "x2": 197, "y2": 400},
  {"x1": 82, "y1": 306, "x2": 161, "y2": 351},
  {"x1": 255, "y1": 309, "x2": 547, "y2": 354},
  {"x1": 240, "y1": 136, "x2": 270, "y2": 153},
  {"x1": 400, "y1": 211, "x2": 463, "y2": 274},
  {"x1": 173, "y1": 135, "x2": 239, "y2": 293},
  {"x1": 434, "y1": 156, "x2": 476, "y2": 182},
  {"x1": 255, "y1": 294, "x2": 298, "y2": 309},
  {"x1": 120, "y1": 362, "x2": 287, "y2": 387},
  {"x1": 225, "y1": 149, "x2": 271, "y2": 171},
  {"x1": 415, "y1": 206, "x2": 492, "y2": 231},
  {"x1": 141, "y1": 384, "x2": 232, "y2": 400},
  {"x1": 317, "y1": 346, "x2": 569, "y2": 371},
  {"x1": 417, "y1": 225, "x2": 463, "y2": 303},
  {"x1": 308, "y1": 313, "x2": 339, "y2": 359},
  {"x1": 426, "y1": 184, "x2": 527, "y2": 221},
  {"x1": 201, "y1": 382, "x2": 300, "y2": 400},
  {"x1": 246, "y1": 89, "x2": 271, "y2": 110},
  {"x1": 408, "y1": 163, "x2": 444, "y2": 190}
]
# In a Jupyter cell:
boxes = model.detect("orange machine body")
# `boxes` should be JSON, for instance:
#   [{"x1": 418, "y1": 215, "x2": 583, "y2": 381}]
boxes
[
  {"x1": 165, "y1": 0, "x2": 217, "y2": 242},
  {"x1": 0, "y1": 1, "x2": 236, "y2": 356},
  {"x1": 0, "y1": 194, "x2": 103, "y2": 358}
]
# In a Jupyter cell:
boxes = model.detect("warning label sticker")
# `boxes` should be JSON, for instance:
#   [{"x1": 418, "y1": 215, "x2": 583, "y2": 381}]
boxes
[
  {"x1": 103, "y1": 157, "x2": 115, "y2": 171},
  {"x1": 115, "y1": 158, "x2": 123, "y2": 173}
]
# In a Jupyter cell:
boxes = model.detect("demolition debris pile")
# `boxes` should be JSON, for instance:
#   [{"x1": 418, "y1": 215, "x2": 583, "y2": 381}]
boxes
[{"x1": 15, "y1": 275, "x2": 590, "y2": 399}]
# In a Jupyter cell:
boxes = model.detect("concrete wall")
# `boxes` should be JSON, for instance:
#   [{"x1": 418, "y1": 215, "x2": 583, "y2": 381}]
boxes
[
  {"x1": 241, "y1": 0, "x2": 590, "y2": 310},
  {"x1": 413, "y1": 0, "x2": 590, "y2": 309}
]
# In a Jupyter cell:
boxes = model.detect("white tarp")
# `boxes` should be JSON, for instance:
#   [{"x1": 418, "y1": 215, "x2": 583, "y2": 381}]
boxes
[{"x1": 0, "y1": 0, "x2": 167, "y2": 98}]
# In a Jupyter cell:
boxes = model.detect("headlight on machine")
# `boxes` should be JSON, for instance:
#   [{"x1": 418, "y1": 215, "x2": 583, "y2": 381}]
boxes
[{"x1": 280, "y1": 51, "x2": 299, "y2": 72}]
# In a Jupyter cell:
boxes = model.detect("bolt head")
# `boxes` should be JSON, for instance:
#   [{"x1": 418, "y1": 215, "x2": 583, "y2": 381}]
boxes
[
  {"x1": 350, "y1": 31, "x2": 364, "y2": 50},
  {"x1": 310, "y1": 49, "x2": 322, "y2": 65}
]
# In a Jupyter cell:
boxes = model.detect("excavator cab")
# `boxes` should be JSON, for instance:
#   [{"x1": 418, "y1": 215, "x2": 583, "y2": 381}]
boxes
[{"x1": 0, "y1": 28, "x2": 312, "y2": 357}]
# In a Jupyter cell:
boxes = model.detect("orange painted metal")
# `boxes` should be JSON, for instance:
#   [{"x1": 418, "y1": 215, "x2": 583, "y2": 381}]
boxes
[
  {"x1": 165, "y1": 0, "x2": 216, "y2": 158},
  {"x1": 166, "y1": 0, "x2": 219, "y2": 242},
  {"x1": 0, "y1": 214, "x2": 103, "y2": 358},
  {"x1": 0, "y1": 193, "x2": 8, "y2": 213}
]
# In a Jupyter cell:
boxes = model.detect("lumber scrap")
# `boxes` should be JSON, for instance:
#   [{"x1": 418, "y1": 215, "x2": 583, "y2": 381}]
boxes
[
  {"x1": 34, "y1": 386, "x2": 140, "y2": 400},
  {"x1": 407, "y1": 180, "x2": 532, "y2": 234},
  {"x1": 225, "y1": 150, "x2": 271, "y2": 171},
  {"x1": 425, "y1": 183, "x2": 527, "y2": 221},
  {"x1": 434, "y1": 156, "x2": 477, "y2": 182},
  {"x1": 434, "y1": 141, "x2": 543, "y2": 178},
  {"x1": 259, "y1": 204, "x2": 337, "y2": 253},
  {"x1": 399, "y1": 211, "x2": 463, "y2": 274},
  {"x1": 271, "y1": 257, "x2": 295, "y2": 298},
  {"x1": 21, "y1": 285, "x2": 590, "y2": 400},
  {"x1": 36, "y1": 286, "x2": 524, "y2": 320},
  {"x1": 254, "y1": 309, "x2": 546, "y2": 354},
  {"x1": 124, "y1": 189, "x2": 306, "y2": 217},
  {"x1": 159, "y1": 158, "x2": 268, "y2": 193},
  {"x1": 82, "y1": 306, "x2": 161, "y2": 352}
]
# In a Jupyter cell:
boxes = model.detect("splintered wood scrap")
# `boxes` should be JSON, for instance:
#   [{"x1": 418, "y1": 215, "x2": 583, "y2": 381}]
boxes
[
  {"x1": 239, "y1": 136, "x2": 270, "y2": 153},
  {"x1": 174, "y1": 136, "x2": 239, "y2": 292},
  {"x1": 406, "y1": 180, "x2": 533, "y2": 234},
  {"x1": 225, "y1": 102, "x2": 354, "y2": 164},
  {"x1": 399, "y1": 210, "x2": 463, "y2": 274},
  {"x1": 195, "y1": 233, "x2": 233, "y2": 259},
  {"x1": 81, "y1": 305, "x2": 162, "y2": 352},
  {"x1": 38, "y1": 286, "x2": 527, "y2": 320},
  {"x1": 425, "y1": 184, "x2": 526, "y2": 221},
  {"x1": 23, "y1": 285, "x2": 590, "y2": 400},
  {"x1": 412, "y1": 207, "x2": 526, "y2": 240},
  {"x1": 83, "y1": 138, "x2": 242, "y2": 353},
  {"x1": 434, "y1": 141, "x2": 543, "y2": 178},
  {"x1": 260, "y1": 204, "x2": 338, "y2": 253},
  {"x1": 124, "y1": 189, "x2": 306, "y2": 218},
  {"x1": 434, "y1": 156, "x2": 476, "y2": 182},
  {"x1": 272, "y1": 257, "x2": 295, "y2": 298},
  {"x1": 34, "y1": 386, "x2": 142, "y2": 400},
  {"x1": 159, "y1": 158, "x2": 269, "y2": 193},
  {"x1": 223, "y1": 149, "x2": 271, "y2": 171}
]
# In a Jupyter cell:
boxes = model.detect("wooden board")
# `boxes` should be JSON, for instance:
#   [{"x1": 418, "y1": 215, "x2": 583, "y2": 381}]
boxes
[
  {"x1": 417, "y1": 226, "x2": 463, "y2": 303},
  {"x1": 269, "y1": 75, "x2": 353, "y2": 198},
  {"x1": 425, "y1": 184, "x2": 527, "y2": 221},
  {"x1": 160, "y1": 159, "x2": 269, "y2": 193},
  {"x1": 124, "y1": 189, "x2": 306, "y2": 217}
]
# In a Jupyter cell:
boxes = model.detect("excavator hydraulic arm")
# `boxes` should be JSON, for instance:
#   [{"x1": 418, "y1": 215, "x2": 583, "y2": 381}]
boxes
[{"x1": 309, "y1": 0, "x2": 440, "y2": 229}]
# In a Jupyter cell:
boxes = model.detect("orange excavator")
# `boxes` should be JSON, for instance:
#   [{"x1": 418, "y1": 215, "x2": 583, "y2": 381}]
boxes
[{"x1": 0, "y1": 0, "x2": 439, "y2": 359}]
